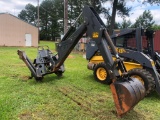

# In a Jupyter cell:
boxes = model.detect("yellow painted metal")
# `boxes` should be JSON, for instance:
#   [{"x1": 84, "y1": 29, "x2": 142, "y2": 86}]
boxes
[
  {"x1": 151, "y1": 60, "x2": 156, "y2": 67},
  {"x1": 123, "y1": 62, "x2": 142, "y2": 71},
  {"x1": 96, "y1": 67, "x2": 107, "y2": 81},
  {"x1": 130, "y1": 75, "x2": 144, "y2": 85},
  {"x1": 92, "y1": 32, "x2": 99, "y2": 38},
  {"x1": 90, "y1": 55, "x2": 143, "y2": 71},
  {"x1": 90, "y1": 56, "x2": 104, "y2": 64}
]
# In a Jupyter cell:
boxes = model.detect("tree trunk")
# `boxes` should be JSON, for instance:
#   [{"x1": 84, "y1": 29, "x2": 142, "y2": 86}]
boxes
[
  {"x1": 91, "y1": 0, "x2": 96, "y2": 8},
  {"x1": 109, "y1": 0, "x2": 118, "y2": 35}
]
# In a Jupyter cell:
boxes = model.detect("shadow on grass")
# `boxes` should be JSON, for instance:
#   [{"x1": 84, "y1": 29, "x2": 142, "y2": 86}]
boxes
[
  {"x1": 85, "y1": 74, "x2": 160, "y2": 99},
  {"x1": 19, "y1": 74, "x2": 65, "y2": 85},
  {"x1": 42, "y1": 75, "x2": 65, "y2": 83},
  {"x1": 145, "y1": 91, "x2": 160, "y2": 99}
]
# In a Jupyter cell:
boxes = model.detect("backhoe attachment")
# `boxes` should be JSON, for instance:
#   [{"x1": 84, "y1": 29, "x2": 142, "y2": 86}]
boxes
[
  {"x1": 17, "y1": 5, "x2": 146, "y2": 117},
  {"x1": 17, "y1": 46, "x2": 64, "y2": 81},
  {"x1": 17, "y1": 50, "x2": 37, "y2": 78}
]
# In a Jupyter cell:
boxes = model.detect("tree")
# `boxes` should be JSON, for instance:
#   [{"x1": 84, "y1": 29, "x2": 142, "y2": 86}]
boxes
[
  {"x1": 39, "y1": 0, "x2": 62, "y2": 40},
  {"x1": 132, "y1": 10, "x2": 155, "y2": 29},
  {"x1": 18, "y1": 0, "x2": 160, "y2": 40},
  {"x1": 151, "y1": 24, "x2": 160, "y2": 30},
  {"x1": 101, "y1": 0, "x2": 160, "y2": 35},
  {"x1": 118, "y1": 18, "x2": 132, "y2": 29},
  {"x1": 39, "y1": 0, "x2": 65, "y2": 40},
  {"x1": 143, "y1": 0, "x2": 160, "y2": 5},
  {"x1": 67, "y1": 0, "x2": 102, "y2": 27},
  {"x1": 101, "y1": 0, "x2": 132, "y2": 34},
  {"x1": 18, "y1": 0, "x2": 64, "y2": 40},
  {"x1": 18, "y1": 4, "x2": 37, "y2": 26},
  {"x1": 18, "y1": 0, "x2": 131, "y2": 40}
]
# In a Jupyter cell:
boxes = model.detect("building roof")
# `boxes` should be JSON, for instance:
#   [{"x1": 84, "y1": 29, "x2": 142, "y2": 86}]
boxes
[{"x1": 0, "y1": 13, "x2": 38, "y2": 28}]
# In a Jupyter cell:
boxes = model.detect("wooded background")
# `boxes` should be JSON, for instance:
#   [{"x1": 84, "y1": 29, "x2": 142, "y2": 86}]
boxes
[{"x1": 18, "y1": 0, "x2": 160, "y2": 40}]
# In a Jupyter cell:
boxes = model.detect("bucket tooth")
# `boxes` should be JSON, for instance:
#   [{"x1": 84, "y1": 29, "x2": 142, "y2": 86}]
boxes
[{"x1": 110, "y1": 78, "x2": 146, "y2": 117}]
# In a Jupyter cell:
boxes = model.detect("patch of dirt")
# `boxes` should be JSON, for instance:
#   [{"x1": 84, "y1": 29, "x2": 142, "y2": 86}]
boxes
[
  {"x1": 19, "y1": 111, "x2": 47, "y2": 120},
  {"x1": 67, "y1": 55, "x2": 75, "y2": 59},
  {"x1": 19, "y1": 112, "x2": 32, "y2": 120},
  {"x1": 10, "y1": 74, "x2": 19, "y2": 78},
  {"x1": 20, "y1": 76, "x2": 30, "y2": 81},
  {"x1": 97, "y1": 98, "x2": 105, "y2": 103}
]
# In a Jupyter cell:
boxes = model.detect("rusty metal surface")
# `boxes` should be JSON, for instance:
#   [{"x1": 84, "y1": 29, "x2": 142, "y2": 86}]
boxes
[
  {"x1": 110, "y1": 78, "x2": 146, "y2": 117},
  {"x1": 126, "y1": 30, "x2": 160, "y2": 53},
  {"x1": 154, "y1": 30, "x2": 160, "y2": 53}
]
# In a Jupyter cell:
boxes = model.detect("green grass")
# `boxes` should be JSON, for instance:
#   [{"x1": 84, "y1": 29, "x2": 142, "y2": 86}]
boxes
[{"x1": 0, "y1": 41, "x2": 160, "y2": 120}]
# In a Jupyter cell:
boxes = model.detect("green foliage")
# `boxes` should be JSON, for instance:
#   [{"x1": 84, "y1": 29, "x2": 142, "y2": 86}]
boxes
[
  {"x1": 18, "y1": 0, "x2": 133, "y2": 39},
  {"x1": 17, "y1": 0, "x2": 159, "y2": 40},
  {"x1": 143, "y1": 0, "x2": 160, "y2": 5},
  {"x1": 18, "y1": 0, "x2": 64, "y2": 40},
  {"x1": 101, "y1": 0, "x2": 132, "y2": 34},
  {"x1": 39, "y1": 0, "x2": 63, "y2": 40},
  {"x1": 118, "y1": 18, "x2": 132, "y2": 29},
  {"x1": 102, "y1": 0, "x2": 159, "y2": 34},
  {"x1": 116, "y1": 1, "x2": 132, "y2": 17},
  {"x1": 67, "y1": 0, "x2": 102, "y2": 27},
  {"x1": 18, "y1": 4, "x2": 37, "y2": 26},
  {"x1": 132, "y1": 10, "x2": 155, "y2": 29},
  {"x1": 101, "y1": 0, "x2": 132, "y2": 18},
  {"x1": 18, "y1": 0, "x2": 103, "y2": 40},
  {"x1": 151, "y1": 24, "x2": 160, "y2": 30}
]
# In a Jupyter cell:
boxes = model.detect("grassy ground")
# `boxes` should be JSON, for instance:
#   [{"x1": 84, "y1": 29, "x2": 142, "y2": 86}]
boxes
[{"x1": 0, "y1": 41, "x2": 160, "y2": 120}]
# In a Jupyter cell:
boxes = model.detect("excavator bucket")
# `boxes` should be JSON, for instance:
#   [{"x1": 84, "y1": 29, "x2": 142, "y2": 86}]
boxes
[{"x1": 110, "y1": 78, "x2": 146, "y2": 117}]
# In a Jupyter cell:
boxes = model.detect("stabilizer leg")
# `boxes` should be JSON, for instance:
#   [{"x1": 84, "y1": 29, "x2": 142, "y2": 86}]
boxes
[{"x1": 17, "y1": 50, "x2": 38, "y2": 78}]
